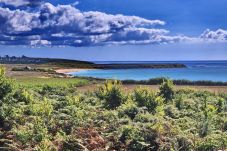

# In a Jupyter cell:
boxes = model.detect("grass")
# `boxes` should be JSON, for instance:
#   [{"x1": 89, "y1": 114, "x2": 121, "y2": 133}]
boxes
[
  {"x1": 14, "y1": 77, "x2": 89, "y2": 87},
  {"x1": 2, "y1": 64, "x2": 90, "y2": 88}
]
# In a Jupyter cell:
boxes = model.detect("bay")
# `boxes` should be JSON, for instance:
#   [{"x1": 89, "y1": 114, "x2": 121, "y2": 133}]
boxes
[{"x1": 69, "y1": 61, "x2": 227, "y2": 82}]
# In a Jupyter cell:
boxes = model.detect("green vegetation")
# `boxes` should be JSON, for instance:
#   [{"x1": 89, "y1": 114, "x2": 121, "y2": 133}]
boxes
[
  {"x1": 123, "y1": 77, "x2": 227, "y2": 86},
  {"x1": 11, "y1": 67, "x2": 55, "y2": 73},
  {"x1": 14, "y1": 77, "x2": 89, "y2": 88},
  {"x1": 0, "y1": 56, "x2": 95, "y2": 69},
  {"x1": 96, "y1": 80, "x2": 126, "y2": 109},
  {"x1": 0, "y1": 67, "x2": 227, "y2": 150},
  {"x1": 159, "y1": 79, "x2": 174, "y2": 102}
]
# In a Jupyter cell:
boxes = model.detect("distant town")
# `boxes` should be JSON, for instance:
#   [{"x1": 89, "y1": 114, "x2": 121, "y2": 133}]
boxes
[
  {"x1": 0, "y1": 55, "x2": 93, "y2": 65},
  {"x1": 0, "y1": 55, "x2": 45, "y2": 64}
]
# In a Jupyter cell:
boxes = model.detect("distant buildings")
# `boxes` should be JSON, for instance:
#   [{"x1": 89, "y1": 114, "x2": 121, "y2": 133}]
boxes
[{"x1": 0, "y1": 55, "x2": 44, "y2": 64}]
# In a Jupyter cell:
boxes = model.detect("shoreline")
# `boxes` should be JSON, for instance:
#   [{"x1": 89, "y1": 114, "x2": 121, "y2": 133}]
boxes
[
  {"x1": 55, "y1": 69, "x2": 227, "y2": 86},
  {"x1": 55, "y1": 68, "x2": 93, "y2": 74}
]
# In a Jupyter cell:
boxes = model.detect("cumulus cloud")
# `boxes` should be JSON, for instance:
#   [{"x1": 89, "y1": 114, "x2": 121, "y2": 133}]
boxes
[
  {"x1": 200, "y1": 29, "x2": 227, "y2": 42},
  {"x1": 0, "y1": 0, "x2": 42, "y2": 8},
  {"x1": 0, "y1": 2, "x2": 221, "y2": 47},
  {"x1": 30, "y1": 39, "x2": 51, "y2": 46}
]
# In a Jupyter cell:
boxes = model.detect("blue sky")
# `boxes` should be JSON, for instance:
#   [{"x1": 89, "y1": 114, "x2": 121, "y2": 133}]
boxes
[
  {"x1": 0, "y1": 0, "x2": 227, "y2": 61},
  {"x1": 59, "y1": 0, "x2": 227, "y2": 36}
]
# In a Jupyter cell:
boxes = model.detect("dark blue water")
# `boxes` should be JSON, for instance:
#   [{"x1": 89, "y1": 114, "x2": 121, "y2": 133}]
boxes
[{"x1": 69, "y1": 61, "x2": 227, "y2": 82}]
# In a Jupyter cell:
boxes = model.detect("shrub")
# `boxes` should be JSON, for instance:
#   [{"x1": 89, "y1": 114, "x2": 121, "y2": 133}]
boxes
[
  {"x1": 119, "y1": 125, "x2": 141, "y2": 143},
  {"x1": 174, "y1": 95, "x2": 184, "y2": 110},
  {"x1": 122, "y1": 77, "x2": 227, "y2": 86},
  {"x1": 132, "y1": 87, "x2": 161, "y2": 113},
  {"x1": 35, "y1": 139, "x2": 56, "y2": 151},
  {"x1": 13, "y1": 89, "x2": 33, "y2": 104},
  {"x1": 164, "y1": 105, "x2": 179, "y2": 119},
  {"x1": 216, "y1": 98, "x2": 224, "y2": 113},
  {"x1": 118, "y1": 100, "x2": 139, "y2": 119},
  {"x1": 199, "y1": 120, "x2": 209, "y2": 137},
  {"x1": 196, "y1": 132, "x2": 227, "y2": 151},
  {"x1": 30, "y1": 97, "x2": 53, "y2": 118},
  {"x1": 0, "y1": 67, "x2": 14, "y2": 100},
  {"x1": 96, "y1": 80, "x2": 126, "y2": 109},
  {"x1": 174, "y1": 96, "x2": 197, "y2": 111},
  {"x1": 134, "y1": 113, "x2": 156, "y2": 123},
  {"x1": 159, "y1": 79, "x2": 174, "y2": 103},
  {"x1": 40, "y1": 85, "x2": 61, "y2": 96},
  {"x1": 224, "y1": 121, "x2": 227, "y2": 131},
  {"x1": 15, "y1": 125, "x2": 33, "y2": 145},
  {"x1": 175, "y1": 135, "x2": 193, "y2": 151}
]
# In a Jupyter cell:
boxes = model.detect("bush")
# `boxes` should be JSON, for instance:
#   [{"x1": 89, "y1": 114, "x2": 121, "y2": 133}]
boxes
[
  {"x1": 216, "y1": 98, "x2": 224, "y2": 113},
  {"x1": 196, "y1": 132, "x2": 227, "y2": 151},
  {"x1": 159, "y1": 79, "x2": 174, "y2": 103},
  {"x1": 13, "y1": 88, "x2": 33, "y2": 104},
  {"x1": 174, "y1": 95, "x2": 184, "y2": 110},
  {"x1": 96, "y1": 80, "x2": 126, "y2": 109},
  {"x1": 132, "y1": 87, "x2": 161, "y2": 113},
  {"x1": 175, "y1": 135, "x2": 193, "y2": 151},
  {"x1": 30, "y1": 97, "x2": 53, "y2": 118},
  {"x1": 134, "y1": 113, "x2": 156, "y2": 123},
  {"x1": 118, "y1": 100, "x2": 139, "y2": 119},
  {"x1": 164, "y1": 105, "x2": 179, "y2": 118},
  {"x1": 0, "y1": 67, "x2": 14, "y2": 100},
  {"x1": 122, "y1": 77, "x2": 227, "y2": 86},
  {"x1": 119, "y1": 125, "x2": 160, "y2": 150}
]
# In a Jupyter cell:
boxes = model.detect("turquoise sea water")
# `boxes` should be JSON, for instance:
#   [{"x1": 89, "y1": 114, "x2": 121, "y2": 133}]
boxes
[{"x1": 69, "y1": 61, "x2": 227, "y2": 82}]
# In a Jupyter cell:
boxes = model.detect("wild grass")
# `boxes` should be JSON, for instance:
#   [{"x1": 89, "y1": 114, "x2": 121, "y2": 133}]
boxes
[{"x1": 14, "y1": 77, "x2": 89, "y2": 88}]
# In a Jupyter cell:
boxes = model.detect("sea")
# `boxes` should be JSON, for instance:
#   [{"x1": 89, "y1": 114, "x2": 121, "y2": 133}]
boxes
[{"x1": 69, "y1": 61, "x2": 227, "y2": 82}]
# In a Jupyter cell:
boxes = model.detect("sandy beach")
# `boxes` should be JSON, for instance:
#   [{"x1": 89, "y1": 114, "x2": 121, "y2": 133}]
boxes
[{"x1": 55, "y1": 68, "x2": 92, "y2": 74}]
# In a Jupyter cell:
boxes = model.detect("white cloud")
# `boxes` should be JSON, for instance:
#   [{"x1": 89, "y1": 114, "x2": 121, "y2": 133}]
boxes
[
  {"x1": 200, "y1": 29, "x2": 227, "y2": 42},
  {"x1": 72, "y1": 1, "x2": 79, "y2": 6},
  {"x1": 0, "y1": 2, "x2": 225, "y2": 47},
  {"x1": 0, "y1": 0, "x2": 28, "y2": 7},
  {"x1": 30, "y1": 39, "x2": 51, "y2": 46},
  {"x1": 0, "y1": 0, "x2": 41, "y2": 7},
  {"x1": 0, "y1": 2, "x2": 172, "y2": 47}
]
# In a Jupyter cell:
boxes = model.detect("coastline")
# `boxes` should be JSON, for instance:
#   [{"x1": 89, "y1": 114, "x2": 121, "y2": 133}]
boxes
[{"x1": 55, "y1": 68, "x2": 93, "y2": 74}]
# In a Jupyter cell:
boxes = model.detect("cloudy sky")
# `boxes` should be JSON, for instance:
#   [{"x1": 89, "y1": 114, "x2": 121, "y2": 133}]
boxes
[{"x1": 0, "y1": 0, "x2": 227, "y2": 61}]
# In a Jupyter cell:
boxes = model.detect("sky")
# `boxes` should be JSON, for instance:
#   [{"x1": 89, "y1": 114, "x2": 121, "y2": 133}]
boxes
[{"x1": 0, "y1": 0, "x2": 227, "y2": 61}]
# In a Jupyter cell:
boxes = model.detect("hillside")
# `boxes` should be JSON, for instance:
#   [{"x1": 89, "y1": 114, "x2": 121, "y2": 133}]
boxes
[{"x1": 0, "y1": 56, "x2": 186, "y2": 69}]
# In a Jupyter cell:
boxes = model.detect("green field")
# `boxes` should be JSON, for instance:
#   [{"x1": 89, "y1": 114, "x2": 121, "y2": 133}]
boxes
[{"x1": 14, "y1": 77, "x2": 89, "y2": 88}]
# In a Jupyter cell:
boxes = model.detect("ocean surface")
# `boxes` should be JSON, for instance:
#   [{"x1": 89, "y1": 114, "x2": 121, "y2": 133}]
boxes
[{"x1": 69, "y1": 61, "x2": 227, "y2": 82}]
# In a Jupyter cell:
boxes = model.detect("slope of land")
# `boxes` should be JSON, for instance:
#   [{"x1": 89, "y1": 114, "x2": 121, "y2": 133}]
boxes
[{"x1": 0, "y1": 56, "x2": 186, "y2": 69}]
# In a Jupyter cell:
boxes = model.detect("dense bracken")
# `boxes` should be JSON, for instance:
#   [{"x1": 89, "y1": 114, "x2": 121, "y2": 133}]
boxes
[{"x1": 0, "y1": 67, "x2": 227, "y2": 151}]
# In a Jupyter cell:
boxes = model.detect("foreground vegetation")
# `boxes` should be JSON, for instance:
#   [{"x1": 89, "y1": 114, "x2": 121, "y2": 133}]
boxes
[{"x1": 0, "y1": 67, "x2": 227, "y2": 150}]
